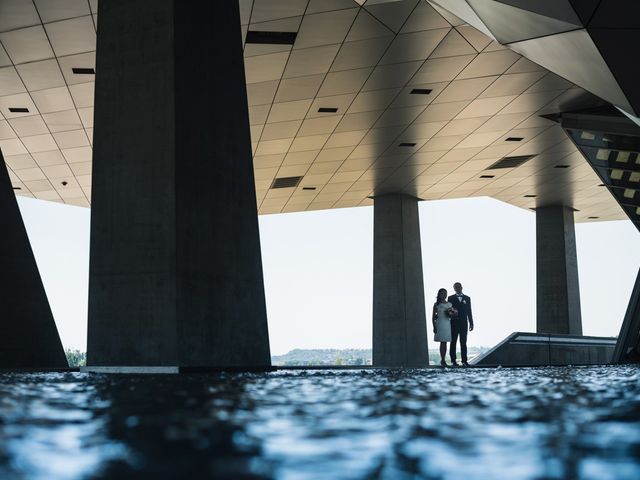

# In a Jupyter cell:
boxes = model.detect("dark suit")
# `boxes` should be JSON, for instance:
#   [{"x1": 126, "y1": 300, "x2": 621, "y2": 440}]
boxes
[{"x1": 447, "y1": 294, "x2": 473, "y2": 363}]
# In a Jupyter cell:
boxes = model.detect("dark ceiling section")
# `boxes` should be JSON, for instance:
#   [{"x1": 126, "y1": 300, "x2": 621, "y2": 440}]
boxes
[
  {"x1": 561, "y1": 110, "x2": 640, "y2": 231},
  {"x1": 568, "y1": 0, "x2": 601, "y2": 25},
  {"x1": 587, "y1": 28, "x2": 640, "y2": 125},
  {"x1": 586, "y1": 0, "x2": 640, "y2": 28}
]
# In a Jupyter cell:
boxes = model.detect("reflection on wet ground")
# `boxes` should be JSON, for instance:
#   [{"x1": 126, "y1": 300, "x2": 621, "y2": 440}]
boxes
[{"x1": 0, "y1": 366, "x2": 639, "y2": 479}]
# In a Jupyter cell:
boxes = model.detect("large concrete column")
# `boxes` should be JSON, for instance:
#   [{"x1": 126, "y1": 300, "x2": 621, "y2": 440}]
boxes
[
  {"x1": 373, "y1": 194, "x2": 429, "y2": 367},
  {"x1": 613, "y1": 267, "x2": 640, "y2": 363},
  {"x1": 536, "y1": 206, "x2": 583, "y2": 335},
  {"x1": 0, "y1": 150, "x2": 67, "y2": 368},
  {"x1": 87, "y1": 0, "x2": 270, "y2": 368}
]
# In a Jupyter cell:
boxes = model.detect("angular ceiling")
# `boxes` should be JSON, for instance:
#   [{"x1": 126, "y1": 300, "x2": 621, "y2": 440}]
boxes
[{"x1": 0, "y1": 0, "x2": 626, "y2": 223}]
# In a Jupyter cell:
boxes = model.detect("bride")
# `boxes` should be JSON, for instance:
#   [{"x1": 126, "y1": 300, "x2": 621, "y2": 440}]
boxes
[{"x1": 432, "y1": 288, "x2": 456, "y2": 367}]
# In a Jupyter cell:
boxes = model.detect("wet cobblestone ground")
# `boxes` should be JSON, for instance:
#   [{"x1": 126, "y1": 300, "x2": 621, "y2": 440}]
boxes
[{"x1": 0, "y1": 365, "x2": 639, "y2": 479}]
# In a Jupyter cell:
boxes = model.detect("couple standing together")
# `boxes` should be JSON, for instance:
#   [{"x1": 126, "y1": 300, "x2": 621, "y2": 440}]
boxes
[{"x1": 432, "y1": 282, "x2": 474, "y2": 367}]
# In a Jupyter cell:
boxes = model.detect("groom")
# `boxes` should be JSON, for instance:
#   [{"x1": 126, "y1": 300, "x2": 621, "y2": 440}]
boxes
[{"x1": 448, "y1": 282, "x2": 474, "y2": 367}]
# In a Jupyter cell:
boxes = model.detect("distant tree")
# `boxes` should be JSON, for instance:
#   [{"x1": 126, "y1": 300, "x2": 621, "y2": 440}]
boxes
[{"x1": 65, "y1": 349, "x2": 86, "y2": 367}]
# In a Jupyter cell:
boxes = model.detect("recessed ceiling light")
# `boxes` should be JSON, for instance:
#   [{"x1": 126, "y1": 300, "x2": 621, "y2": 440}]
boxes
[
  {"x1": 302, "y1": 186, "x2": 316, "y2": 191},
  {"x1": 12, "y1": 186, "x2": 21, "y2": 190},
  {"x1": 318, "y1": 107, "x2": 338, "y2": 113},
  {"x1": 72, "y1": 67, "x2": 95, "y2": 75},
  {"x1": 9, "y1": 107, "x2": 29, "y2": 113},
  {"x1": 524, "y1": 194, "x2": 537, "y2": 198},
  {"x1": 554, "y1": 165, "x2": 570, "y2": 168},
  {"x1": 505, "y1": 137, "x2": 523, "y2": 142},
  {"x1": 580, "y1": 131, "x2": 596, "y2": 140},
  {"x1": 588, "y1": 216, "x2": 599, "y2": 219},
  {"x1": 410, "y1": 88, "x2": 432, "y2": 95},
  {"x1": 480, "y1": 175, "x2": 494, "y2": 179},
  {"x1": 399, "y1": 142, "x2": 416, "y2": 147},
  {"x1": 245, "y1": 31, "x2": 297, "y2": 45}
]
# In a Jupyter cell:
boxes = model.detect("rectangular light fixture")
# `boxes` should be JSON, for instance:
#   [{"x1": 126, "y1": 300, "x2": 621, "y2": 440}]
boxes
[
  {"x1": 581, "y1": 131, "x2": 596, "y2": 140},
  {"x1": 318, "y1": 107, "x2": 338, "y2": 113},
  {"x1": 588, "y1": 216, "x2": 599, "y2": 219},
  {"x1": 524, "y1": 194, "x2": 536, "y2": 198},
  {"x1": 302, "y1": 186, "x2": 316, "y2": 191},
  {"x1": 410, "y1": 88, "x2": 432, "y2": 95},
  {"x1": 72, "y1": 67, "x2": 95, "y2": 75},
  {"x1": 487, "y1": 155, "x2": 536, "y2": 170},
  {"x1": 505, "y1": 137, "x2": 523, "y2": 142},
  {"x1": 8, "y1": 107, "x2": 29, "y2": 113},
  {"x1": 616, "y1": 151, "x2": 630, "y2": 163},
  {"x1": 554, "y1": 165, "x2": 570, "y2": 168},
  {"x1": 480, "y1": 175, "x2": 494, "y2": 179},
  {"x1": 271, "y1": 176, "x2": 303, "y2": 189},
  {"x1": 399, "y1": 142, "x2": 416, "y2": 147},
  {"x1": 246, "y1": 31, "x2": 297, "y2": 45}
]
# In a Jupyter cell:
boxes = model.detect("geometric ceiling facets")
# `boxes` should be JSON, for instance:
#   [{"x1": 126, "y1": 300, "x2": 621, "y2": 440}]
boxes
[
  {"x1": 429, "y1": 0, "x2": 640, "y2": 118},
  {"x1": 508, "y1": 30, "x2": 634, "y2": 115},
  {"x1": 0, "y1": 0, "x2": 627, "y2": 224},
  {"x1": 466, "y1": 0, "x2": 581, "y2": 44},
  {"x1": 495, "y1": 0, "x2": 583, "y2": 24}
]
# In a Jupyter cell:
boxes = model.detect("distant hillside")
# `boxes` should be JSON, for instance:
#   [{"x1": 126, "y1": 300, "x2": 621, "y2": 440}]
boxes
[{"x1": 271, "y1": 347, "x2": 490, "y2": 366}]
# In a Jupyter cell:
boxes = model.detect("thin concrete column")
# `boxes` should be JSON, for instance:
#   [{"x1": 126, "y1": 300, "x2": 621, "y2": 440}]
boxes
[
  {"x1": 536, "y1": 206, "x2": 583, "y2": 335},
  {"x1": 87, "y1": 0, "x2": 270, "y2": 367},
  {"x1": 373, "y1": 194, "x2": 429, "y2": 367},
  {"x1": 0, "y1": 150, "x2": 67, "y2": 368},
  {"x1": 613, "y1": 267, "x2": 640, "y2": 363}
]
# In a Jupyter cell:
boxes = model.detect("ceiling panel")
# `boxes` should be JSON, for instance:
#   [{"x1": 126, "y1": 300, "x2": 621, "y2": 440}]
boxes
[{"x1": 0, "y1": 0, "x2": 623, "y2": 221}]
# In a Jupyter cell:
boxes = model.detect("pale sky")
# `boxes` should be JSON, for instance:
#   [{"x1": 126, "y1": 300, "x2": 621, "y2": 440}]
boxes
[{"x1": 17, "y1": 196, "x2": 640, "y2": 356}]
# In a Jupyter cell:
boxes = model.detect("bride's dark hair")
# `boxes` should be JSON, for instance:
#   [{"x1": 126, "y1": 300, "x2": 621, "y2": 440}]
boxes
[{"x1": 436, "y1": 288, "x2": 447, "y2": 304}]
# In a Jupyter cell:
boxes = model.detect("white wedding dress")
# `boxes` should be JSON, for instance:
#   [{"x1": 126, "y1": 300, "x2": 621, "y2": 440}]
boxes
[{"x1": 434, "y1": 301, "x2": 452, "y2": 342}]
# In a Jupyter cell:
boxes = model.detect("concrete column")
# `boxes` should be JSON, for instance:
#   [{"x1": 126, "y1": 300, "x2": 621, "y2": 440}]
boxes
[
  {"x1": 87, "y1": 0, "x2": 270, "y2": 367},
  {"x1": 373, "y1": 194, "x2": 428, "y2": 367},
  {"x1": 0, "y1": 150, "x2": 67, "y2": 368},
  {"x1": 536, "y1": 206, "x2": 583, "y2": 335},
  {"x1": 613, "y1": 267, "x2": 640, "y2": 363}
]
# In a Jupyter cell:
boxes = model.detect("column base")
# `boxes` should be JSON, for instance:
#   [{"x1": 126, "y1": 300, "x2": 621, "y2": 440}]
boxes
[{"x1": 81, "y1": 366, "x2": 276, "y2": 374}]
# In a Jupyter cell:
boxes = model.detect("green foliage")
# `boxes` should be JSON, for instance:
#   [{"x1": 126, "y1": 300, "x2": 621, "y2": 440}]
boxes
[
  {"x1": 271, "y1": 349, "x2": 371, "y2": 366},
  {"x1": 271, "y1": 347, "x2": 490, "y2": 366},
  {"x1": 65, "y1": 348, "x2": 86, "y2": 367}
]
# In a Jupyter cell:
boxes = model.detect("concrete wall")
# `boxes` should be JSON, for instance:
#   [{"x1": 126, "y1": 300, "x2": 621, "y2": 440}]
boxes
[
  {"x1": 0, "y1": 149, "x2": 67, "y2": 368},
  {"x1": 472, "y1": 332, "x2": 616, "y2": 367}
]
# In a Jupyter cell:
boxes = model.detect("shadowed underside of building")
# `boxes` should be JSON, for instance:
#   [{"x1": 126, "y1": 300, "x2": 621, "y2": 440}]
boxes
[{"x1": 0, "y1": 0, "x2": 638, "y2": 369}]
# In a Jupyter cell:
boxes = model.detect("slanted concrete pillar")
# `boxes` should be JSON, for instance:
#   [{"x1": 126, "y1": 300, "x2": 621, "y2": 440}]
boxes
[
  {"x1": 536, "y1": 206, "x2": 583, "y2": 335},
  {"x1": 87, "y1": 0, "x2": 270, "y2": 368},
  {"x1": 373, "y1": 194, "x2": 429, "y2": 367},
  {"x1": 0, "y1": 150, "x2": 67, "y2": 368},
  {"x1": 613, "y1": 267, "x2": 640, "y2": 363}
]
